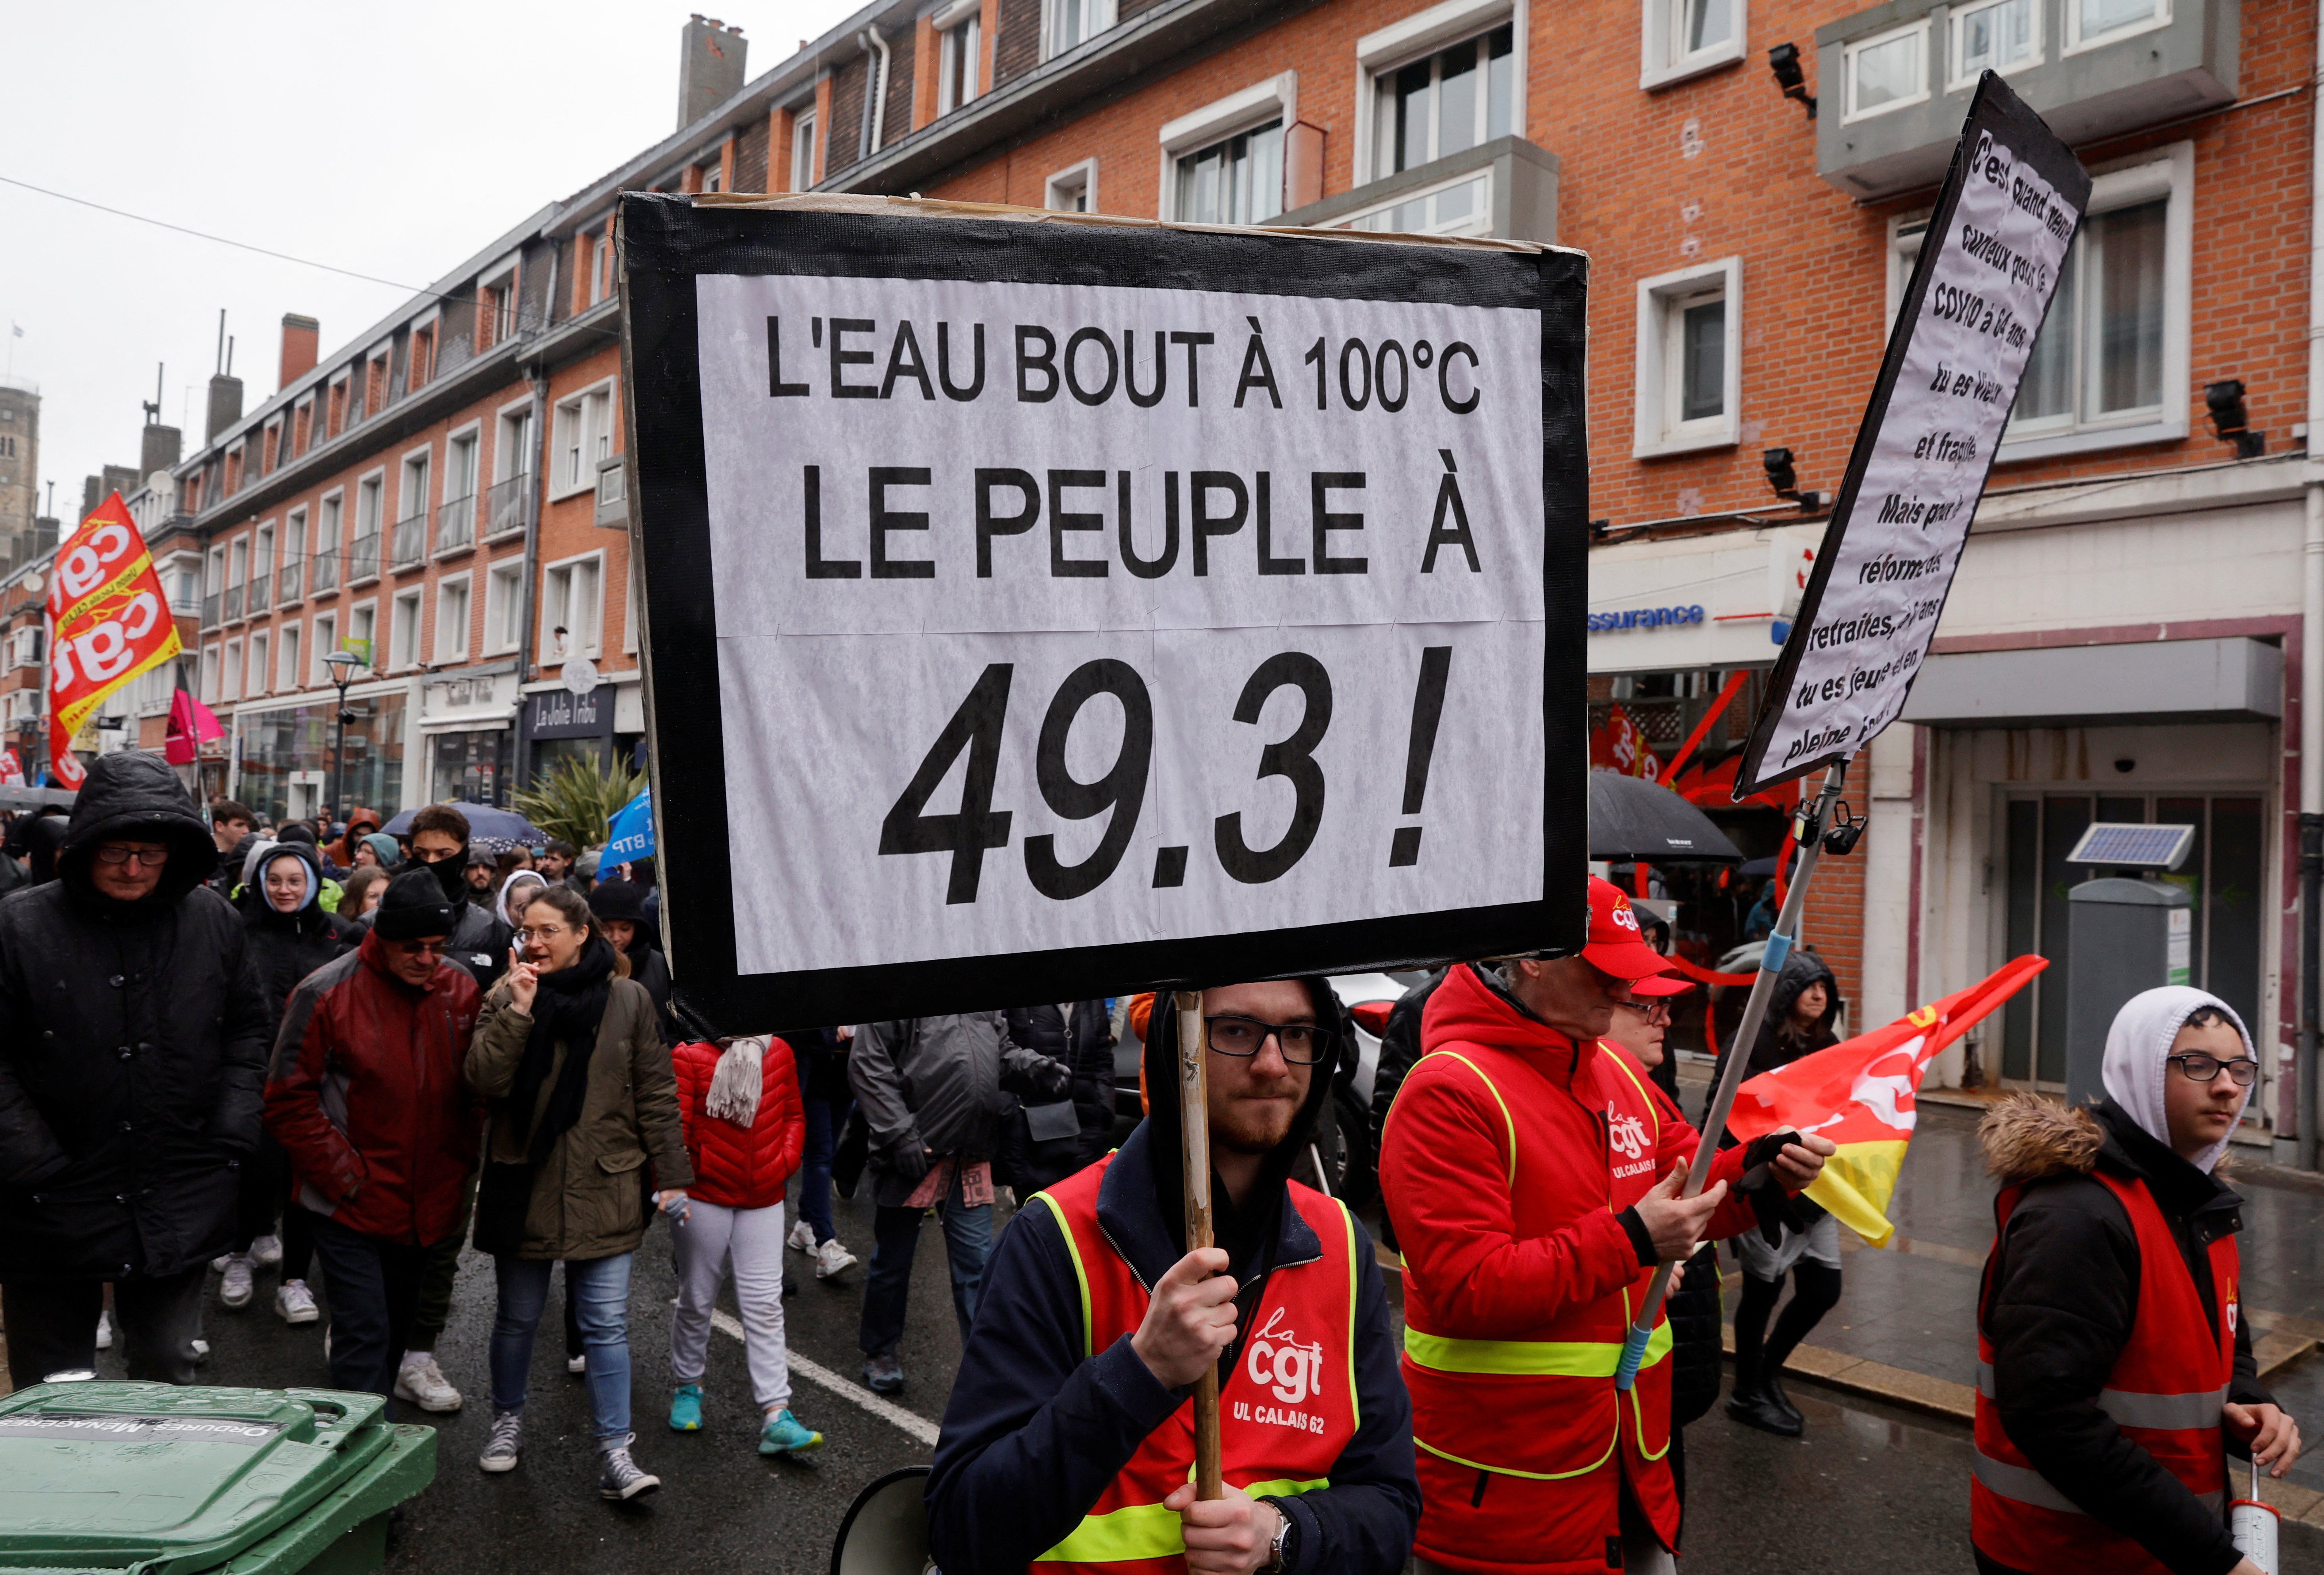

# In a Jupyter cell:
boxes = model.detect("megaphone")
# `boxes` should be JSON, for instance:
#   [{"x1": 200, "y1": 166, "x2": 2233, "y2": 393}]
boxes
[{"x1": 830, "y1": 1465, "x2": 935, "y2": 1575}]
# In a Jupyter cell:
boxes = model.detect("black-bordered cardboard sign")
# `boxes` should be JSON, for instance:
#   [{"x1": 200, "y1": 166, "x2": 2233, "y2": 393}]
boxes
[
  {"x1": 1735, "y1": 73, "x2": 2092, "y2": 797},
  {"x1": 618, "y1": 194, "x2": 1588, "y2": 1030}
]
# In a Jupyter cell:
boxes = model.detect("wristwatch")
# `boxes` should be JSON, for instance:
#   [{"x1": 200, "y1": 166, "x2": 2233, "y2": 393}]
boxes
[{"x1": 1261, "y1": 1505, "x2": 1296, "y2": 1572}]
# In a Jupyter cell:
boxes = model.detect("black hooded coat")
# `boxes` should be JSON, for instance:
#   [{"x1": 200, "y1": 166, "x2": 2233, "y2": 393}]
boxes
[
  {"x1": 0, "y1": 753, "x2": 272, "y2": 1281},
  {"x1": 240, "y1": 842, "x2": 358, "y2": 1031}
]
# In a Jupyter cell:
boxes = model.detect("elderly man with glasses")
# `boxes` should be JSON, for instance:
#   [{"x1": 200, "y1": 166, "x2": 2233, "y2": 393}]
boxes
[
  {"x1": 927, "y1": 980, "x2": 1420, "y2": 1575},
  {"x1": 0, "y1": 753, "x2": 272, "y2": 1387}
]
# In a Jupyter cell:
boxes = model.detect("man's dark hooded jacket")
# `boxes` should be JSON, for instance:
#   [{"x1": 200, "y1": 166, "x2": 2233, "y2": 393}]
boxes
[
  {"x1": 343, "y1": 839, "x2": 507, "y2": 987},
  {"x1": 0, "y1": 753, "x2": 271, "y2": 1282},
  {"x1": 928, "y1": 982, "x2": 1419, "y2": 1574}
]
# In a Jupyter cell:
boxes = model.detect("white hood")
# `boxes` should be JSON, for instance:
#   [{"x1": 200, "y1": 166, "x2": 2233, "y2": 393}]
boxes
[{"x1": 2100, "y1": 985, "x2": 2253, "y2": 1175}]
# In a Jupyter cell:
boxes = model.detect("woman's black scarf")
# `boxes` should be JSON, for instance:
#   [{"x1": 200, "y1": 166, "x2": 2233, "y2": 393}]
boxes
[{"x1": 503, "y1": 934, "x2": 618, "y2": 1164}]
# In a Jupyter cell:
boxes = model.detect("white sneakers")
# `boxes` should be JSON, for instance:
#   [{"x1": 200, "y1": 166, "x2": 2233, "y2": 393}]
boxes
[
  {"x1": 219, "y1": 1255, "x2": 256, "y2": 1308},
  {"x1": 786, "y1": 1218, "x2": 817, "y2": 1254},
  {"x1": 94, "y1": 1310, "x2": 113, "y2": 1350},
  {"x1": 395, "y1": 1354, "x2": 464, "y2": 1412},
  {"x1": 814, "y1": 1237, "x2": 858, "y2": 1279},
  {"x1": 248, "y1": 1234, "x2": 283, "y2": 1268},
  {"x1": 275, "y1": 1280, "x2": 320, "y2": 1325}
]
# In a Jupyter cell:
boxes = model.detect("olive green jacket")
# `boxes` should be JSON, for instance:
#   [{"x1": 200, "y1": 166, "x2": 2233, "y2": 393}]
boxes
[{"x1": 465, "y1": 975, "x2": 695, "y2": 1260}]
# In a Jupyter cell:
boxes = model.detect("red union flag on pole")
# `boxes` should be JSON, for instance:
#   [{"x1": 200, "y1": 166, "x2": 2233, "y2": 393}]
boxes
[
  {"x1": 1726, "y1": 955, "x2": 2048, "y2": 1246},
  {"x1": 46, "y1": 491, "x2": 181, "y2": 789}
]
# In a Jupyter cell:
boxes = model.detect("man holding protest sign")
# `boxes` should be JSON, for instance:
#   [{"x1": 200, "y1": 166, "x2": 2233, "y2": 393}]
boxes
[{"x1": 926, "y1": 980, "x2": 1416, "y2": 1573}]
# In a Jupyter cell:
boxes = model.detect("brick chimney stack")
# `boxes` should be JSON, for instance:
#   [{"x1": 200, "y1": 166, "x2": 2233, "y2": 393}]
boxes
[
  {"x1": 678, "y1": 15, "x2": 747, "y2": 130},
  {"x1": 278, "y1": 314, "x2": 319, "y2": 392}
]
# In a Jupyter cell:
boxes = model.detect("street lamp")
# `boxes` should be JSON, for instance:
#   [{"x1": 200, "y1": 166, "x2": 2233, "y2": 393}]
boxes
[{"x1": 322, "y1": 649, "x2": 362, "y2": 824}]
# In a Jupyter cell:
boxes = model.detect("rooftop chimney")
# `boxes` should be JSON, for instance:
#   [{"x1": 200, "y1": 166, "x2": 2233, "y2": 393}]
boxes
[
  {"x1": 678, "y1": 15, "x2": 747, "y2": 130},
  {"x1": 141, "y1": 423, "x2": 182, "y2": 479},
  {"x1": 206, "y1": 374, "x2": 243, "y2": 443},
  {"x1": 279, "y1": 314, "x2": 319, "y2": 390}
]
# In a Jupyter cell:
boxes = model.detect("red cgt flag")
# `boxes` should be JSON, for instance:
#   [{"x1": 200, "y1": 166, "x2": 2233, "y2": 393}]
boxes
[
  {"x1": 46, "y1": 492, "x2": 181, "y2": 788},
  {"x1": 1725, "y1": 955, "x2": 2048, "y2": 1246}
]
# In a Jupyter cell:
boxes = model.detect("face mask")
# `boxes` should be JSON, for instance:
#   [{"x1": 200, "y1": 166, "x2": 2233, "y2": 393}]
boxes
[{"x1": 432, "y1": 852, "x2": 469, "y2": 902}]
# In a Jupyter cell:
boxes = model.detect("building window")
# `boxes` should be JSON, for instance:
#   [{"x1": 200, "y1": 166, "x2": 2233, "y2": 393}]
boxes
[
  {"x1": 279, "y1": 623, "x2": 301, "y2": 690},
  {"x1": 2067, "y1": 0, "x2": 2167, "y2": 52},
  {"x1": 1376, "y1": 25, "x2": 1514, "y2": 181},
  {"x1": 435, "y1": 576, "x2": 471, "y2": 665},
  {"x1": 318, "y1": 493, "x2": 342, "y2": 554},
  {"x1": 409, "y1": 325, "x2": 436, "y2": 391},
  {"x1": 1175, "y1": 122, "x2": 1284, "y2": 225},
  {"x1": 482, "y1": 276, "x2": 517, "y2": 347},
  {"x1": 699, "y1": 159, "x2": 724, "y2": 194},
  {"x1": 1641, "y1": 0, "x2": 1744, "y2": 87},
  {"x1": 542, "y1": 553, "x2": 604, "y2": 660},
  {"x1": 200, "y1": 645, "x2": 220, "y2": 704},
  {"x1": 553, "y1": 385, "x2": 615, "y2": 498},
  {"x1": 1951, "y1": 0, "x2": 2039, "y2": 86},
  {"x1": 590, "y1": 222, "x2": 615, "y2": 306},
  {"x1": 790, "y1": 110, "x2": 819, "y2": 191},
  {"x1": 389, "y1": 590, "x2": 421, "y2": 672},
  {"x1": 485, "y1": 560, "x2": 525, "y2": 655},
  {"x1": 1046, "y1": 159, "x2": 1097, "y2": 212},
  {"x1": 221, "y1": 639, "x2": 241, "y2": 703},
  {"x1": 248, "y1": 631, "x2": 269, "y2": 697},
  {"x1": 938, "y1": 3, "x2": 982, "y2": 113},
  {"x1": 1045, "y1": 0, "x2": 1114, "y2": 59},
  {"x1": 1843, "y1": 19, "x2": 1930, "y2": 122},
  {"x1": 357, "y1": 476, "x2": 383, "y2": 540},
  {"x1": 1633, "y1": 256, "x2": 1742, "y2": 458}
]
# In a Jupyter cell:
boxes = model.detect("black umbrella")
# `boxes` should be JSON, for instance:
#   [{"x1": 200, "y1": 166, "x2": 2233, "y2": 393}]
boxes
[{"x1": 1588, "y1": 770, "x2": 1745, "y2": 865}]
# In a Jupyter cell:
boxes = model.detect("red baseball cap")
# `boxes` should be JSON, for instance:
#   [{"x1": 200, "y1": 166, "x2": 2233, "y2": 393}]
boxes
[{"x1": 1583, "y1": 876, "x2": 1690, "y2": 995}]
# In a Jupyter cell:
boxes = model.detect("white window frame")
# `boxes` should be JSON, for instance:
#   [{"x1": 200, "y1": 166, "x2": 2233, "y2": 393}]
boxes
[
  {"x1": 1639, "y1": 0, "x2": 1746, "y2": 91},
  {"x1": 1947, "y1": 0, "x2": 2043, "y2": 92},
  {"x1": 356, "y1": 470, "x2": 386, "y2": 535},
  {"x1": 309, "y1": 615, "x2": 336, "y2": 686},
  {"x1": 1043, "y1": 0, "x2": 1115, "y2": 61},
  {"x1": 1885, "y1": 211, "x2": 1931, "y2": 325},
  {"x1": 790, "y1": 108, "x2": 819, "y2": 191},
  {"x1": 346, "y1": 602, "x2": 377, "y2": 671},
  {"x1": 1993, "y1": 142, "x2": 2194, "y2": 463},
  {"x1": 248, "y1": 630, "x2": 269, "y2": 697},
  {"x1": 2065, "y1": 0, "x2": 2171, "y2": 55},
  {"x1": 541, "y1": 549, "x2": 606, "y2": 660},
  {"x1": 1633, "y1": 255, "x2": 1742, "y2": 459},
  {"x1": 550, "y1": 379, "x2": 617, "y2": 501},
  {"x1": 484, "y1": 558, "x2": 526, "y2": 656},
  {"x1": 389, "y1": 588, "x2": 423, "y2": 672},
  {"x1": 318, "y1": 490, "x2": 343, "y2": 551},
  {"x1": 221, "y1": 638, "x2": 242, "y2": 703},
  {"x1": 1354, "y1": 0, "x2": 1526, "y2": 188},
  {"x1": 624, "y1": 554, "x2": 642, "y2": 654},
  {"x1": 1157, "y1": 74, "x2": 1300, "y2": 221},
  {"x1": 1324, "y1": 166, "x2": 1498, "y2": 237},
  {"x1": 433, "y1": 572, "x2": 472, "y2": 666},
  {"x1": 936, "y1": 0, "x2": 984, "y2": 114},
  {"x1": 278, "y1": 621, "x2": 302, "y2": 691},
  {"x1": 494, "y1": 397, "x2": 535, "y2": 482},
  {"x1": 1842, "y1": 18, "x2": 1932, "y2": 124},
  {"x1": 199, "y1": 644, "x2": 220, "y2": 704},
  {"x1": 1045, "y1": 157, "x2": 1099, "y2": 212}
]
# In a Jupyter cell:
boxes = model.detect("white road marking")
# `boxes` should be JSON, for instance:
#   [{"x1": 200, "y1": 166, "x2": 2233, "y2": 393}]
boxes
[{"x1": 709, "y1": 1307, "x2": 940, "y2": 1448}]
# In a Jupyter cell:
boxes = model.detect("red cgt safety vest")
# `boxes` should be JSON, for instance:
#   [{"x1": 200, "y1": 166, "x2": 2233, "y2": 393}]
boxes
[
  {"x1": 1972, "y1": 1168, "x2": 2236, "y2": 1575},
  {"x1": 1028, "y1": 1155, "x2": 1359, "y2": 1574}
]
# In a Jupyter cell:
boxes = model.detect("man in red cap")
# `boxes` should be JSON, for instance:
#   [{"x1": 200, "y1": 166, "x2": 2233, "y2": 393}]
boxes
[{"x1": 1378, "y1": 876, "x2": 1835, "y2": 1574}]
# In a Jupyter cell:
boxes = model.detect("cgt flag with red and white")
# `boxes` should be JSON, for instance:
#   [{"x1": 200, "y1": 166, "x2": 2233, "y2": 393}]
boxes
[
  {"x1": 1726, "y1": 955, "x2": 2048, "y2": 1247},
  {"x1": 46, "y1": 491, "x2": 181, "y2": 788}
]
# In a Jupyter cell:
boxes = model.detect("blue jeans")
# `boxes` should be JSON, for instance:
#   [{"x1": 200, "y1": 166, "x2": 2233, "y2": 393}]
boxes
[
  {"x1": 799, "y1": 1093, "x2": 852, "y2": 1245},
  {"x1": 491, "y1": 1253, "x2": 634, "y2": 1440},
  {"x1": 858, "y1": 1171, "x2": 991, "y2": 1358}
]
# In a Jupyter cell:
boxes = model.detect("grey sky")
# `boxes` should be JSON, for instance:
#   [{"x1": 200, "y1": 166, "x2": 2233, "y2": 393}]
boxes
[{"x1": 0, "y1": 1, "x2": 860, "y2": 526}]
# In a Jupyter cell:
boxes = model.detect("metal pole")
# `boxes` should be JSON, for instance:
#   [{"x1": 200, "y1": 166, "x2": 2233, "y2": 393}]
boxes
[
  {"x1": 1615, "y1": 756, "x2": 1851, "y2": 1391},
  {"x1": 1173, "y1": 989, "x2": 1223, "y2": 1500},
  {"x1": 2301, "y1": 812, "x2": 2322, "y2": 1172},
  {"x1": 331, "y1": 677, "x2": 349, "y2": 826}
]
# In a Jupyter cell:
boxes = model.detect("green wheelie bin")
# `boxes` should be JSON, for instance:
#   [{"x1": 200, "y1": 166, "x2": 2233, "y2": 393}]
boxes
[{"x1": 0, "y1": 1381, "x2": 436, "y2": 1574}]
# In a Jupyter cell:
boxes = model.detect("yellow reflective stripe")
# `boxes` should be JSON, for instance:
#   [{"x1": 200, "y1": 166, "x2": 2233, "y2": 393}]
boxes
[
  {"x1": 1337, "y1": 1197, "x2": 1360, "y2": 1435},
  {"x1": 1415, "y1": 1429, "x2": 1618, "y2": 1483},
  {"x1": 1403, "y1": 1320, "x2": 1672, "y2": 1377},
  {"x1": 1426, "y1": 1051, "x2": 1517, "y2": 1186},
  {"x1": 1030, "y1": 1191, "x2": 1093, "y2": 1362},
  {"x1": 1619, "y1": 1285, "x2": 1671, "y2": 1462},
  {"x1": 1598, "y1": 1043, "x2": 1662, "y2": 1144},
  {"x1": 1038, "y1": 1477, "x2": 1329, "y2": 1562}
]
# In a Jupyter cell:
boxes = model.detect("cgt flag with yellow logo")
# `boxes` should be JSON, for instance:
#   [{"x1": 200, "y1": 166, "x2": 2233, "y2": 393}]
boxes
[
  {"x1": 1725, "y1": 955, "x2": 2048, "y2": 1247},
  {"x1": 45, "y1": 492, "x2": 182, "y2": 788}
]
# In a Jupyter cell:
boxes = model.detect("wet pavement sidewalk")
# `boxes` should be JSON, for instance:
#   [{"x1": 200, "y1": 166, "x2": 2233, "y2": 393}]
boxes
[{"x1": 1686, "y1": 1078, "x2": 2324, "y2": 1518}]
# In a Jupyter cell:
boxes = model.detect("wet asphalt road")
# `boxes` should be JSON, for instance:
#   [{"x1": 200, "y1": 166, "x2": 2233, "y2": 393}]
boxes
[{"x1": 134, "y1": 1170, "x2": 2324, "y2": 1574}]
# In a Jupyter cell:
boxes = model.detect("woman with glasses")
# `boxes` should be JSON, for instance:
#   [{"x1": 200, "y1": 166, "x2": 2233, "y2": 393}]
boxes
[
  {"x1": 1974, "y1": 988, "x2": 2298, "y2": 1575},
  {"x1": 464, "y1": 884, "x2": 693, "y2": 1502}
]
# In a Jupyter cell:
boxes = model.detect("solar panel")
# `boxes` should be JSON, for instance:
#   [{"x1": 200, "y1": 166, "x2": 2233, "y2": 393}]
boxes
[{"x1": 2065, "y1": 823, "x2": 2197, "y2": 871}]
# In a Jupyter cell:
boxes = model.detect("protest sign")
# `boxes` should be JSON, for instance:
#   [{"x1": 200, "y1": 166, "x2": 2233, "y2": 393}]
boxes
[
  {"x1": 619, "y1": 197, "x2": 1588, "y2": 1028},
  {"x1": 45, "y1": 491, "x2": 182, "y2": 790},
  {"x1": 1736, "y1": 74, "x2": 2092, "y2": 796}
]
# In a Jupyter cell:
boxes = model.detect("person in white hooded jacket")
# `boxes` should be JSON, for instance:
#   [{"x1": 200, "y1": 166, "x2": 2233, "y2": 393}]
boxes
[{"x1": 1974, "y1": 987, "x2": 2300, "y2": 1575}]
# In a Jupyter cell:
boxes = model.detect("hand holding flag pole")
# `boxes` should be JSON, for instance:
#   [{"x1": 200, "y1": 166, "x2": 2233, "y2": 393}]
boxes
[
  {"x1": 1614, "y1": 756, "x2": 1852, "y2": 1392},
  {"x1": 1174, "y1": 989, "x2": 1225, "y2": 1499}
]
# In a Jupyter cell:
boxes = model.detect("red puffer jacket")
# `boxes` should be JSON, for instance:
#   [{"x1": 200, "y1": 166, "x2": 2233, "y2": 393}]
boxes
[{"x1": 672, "y1": 1038, "x2": 806, "y2": 1210}]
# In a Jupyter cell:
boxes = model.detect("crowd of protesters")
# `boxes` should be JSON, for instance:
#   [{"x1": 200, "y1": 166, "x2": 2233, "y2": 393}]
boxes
[{"x1": 0, "y1": 756, "x2": 2299, "y2": 1574}]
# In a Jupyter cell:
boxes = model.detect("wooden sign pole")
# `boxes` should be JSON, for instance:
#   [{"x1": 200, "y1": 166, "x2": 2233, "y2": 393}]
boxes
[{"x1": 1174, "y1": 989, "x2": 1223, "y2": 1500}]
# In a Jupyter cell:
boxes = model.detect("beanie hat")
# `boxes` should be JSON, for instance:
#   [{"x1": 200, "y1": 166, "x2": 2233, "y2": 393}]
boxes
[{"x1": 373, "y1": 869, "x2": 465, "y2": 940}]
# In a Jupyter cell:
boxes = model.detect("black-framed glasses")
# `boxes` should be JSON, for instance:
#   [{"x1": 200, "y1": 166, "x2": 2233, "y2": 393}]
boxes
[
  {"x1": 1203, "y1": 1015, "x2": 1335, "y2": 1066},
  {"x1": 1614, "y1": 999, "x2": 1673, "y2": 1026},
  {"x1": 93, "y1": 846, "x2": 170, "y2": 867},
  {"x1": 2169, "y1": 1052, "x2": 2259, "y2": 1087}
]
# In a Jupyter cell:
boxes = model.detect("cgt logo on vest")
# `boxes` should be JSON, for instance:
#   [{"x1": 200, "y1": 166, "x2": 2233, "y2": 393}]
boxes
[
  {"x1": 1608, "y1": 1103, "x2": 1655, "y2": 1180},
  {"x1": 1236, "y1": 1307, "x2": 1329, "y2": 1434}
]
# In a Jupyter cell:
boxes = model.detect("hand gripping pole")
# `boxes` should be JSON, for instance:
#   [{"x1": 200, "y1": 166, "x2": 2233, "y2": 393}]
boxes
[{"x1": 1613, "y1": 758, "x2": 1851, "y2": 1392}]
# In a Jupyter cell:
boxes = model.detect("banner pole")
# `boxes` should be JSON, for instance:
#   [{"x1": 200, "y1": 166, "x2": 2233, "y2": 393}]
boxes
[
  {"x1": 1174, "y1": 989, "x2": 1224, "y2": 1499},
  {"x1": 1614, "y1": 755, "x2": 1853, "y2": 1391}
]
